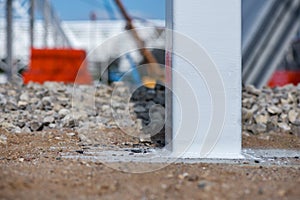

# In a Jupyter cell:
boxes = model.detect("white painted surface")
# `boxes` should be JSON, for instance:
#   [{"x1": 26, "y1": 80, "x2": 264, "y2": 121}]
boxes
[{"x1": 167, "y1": 0, "x2": 242, "y2": 158}]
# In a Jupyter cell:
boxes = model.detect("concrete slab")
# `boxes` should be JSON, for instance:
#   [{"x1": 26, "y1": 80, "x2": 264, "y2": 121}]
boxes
[{"x1": 63, "y1": 148, "x2": 300, "y2": 167}]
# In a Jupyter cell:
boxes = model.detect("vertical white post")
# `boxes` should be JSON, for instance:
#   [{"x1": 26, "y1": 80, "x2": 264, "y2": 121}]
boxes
[{"x1": 166, "y1": 0, "x2": 242, "y2": 158}]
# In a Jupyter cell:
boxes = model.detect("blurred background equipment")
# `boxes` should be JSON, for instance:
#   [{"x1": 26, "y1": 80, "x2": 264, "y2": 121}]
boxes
[
  {"x1": 114, "y1": 0, "x2": 164, "y2": 87},
  {"x1": 23, "y1": 48, "x2": 92, "y2": 84},
  {"x1": 242, "y1": 0, "x2": 300, "y2": 88},
  {"x1": 1, "y1": 0, "x2": 300, "y2": 87},
  {"x1": 0, "y1": 0, "x2": 165, "y2": 85}
]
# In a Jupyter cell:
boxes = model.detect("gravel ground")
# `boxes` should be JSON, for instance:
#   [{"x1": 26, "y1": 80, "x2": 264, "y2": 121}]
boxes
[
  {"x1": 0, "y1": 82, "x2": 299, "y2": 142},
  {"x1": 242, "y1": 84, "x2": 300, "y2": 136},
  {"x1": 0, "y1": 129, "x2": 299, "y2": 200},
  {"x1": 0, "y1": 82, "x2": 165, "y2": 146},
  {"x1": 0, "y1": 82, "x2": 300, "y2": 199}
]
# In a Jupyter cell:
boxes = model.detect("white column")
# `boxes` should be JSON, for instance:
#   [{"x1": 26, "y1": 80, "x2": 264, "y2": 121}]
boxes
[{"x1": 166, "y1": 0, "x2": 242, "y2": 158}]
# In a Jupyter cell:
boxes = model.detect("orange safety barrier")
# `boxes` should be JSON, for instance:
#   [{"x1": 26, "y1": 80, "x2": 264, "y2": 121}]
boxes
[
  {"x1": 23, "y1": 48, "x2": 92, "y2": 84},
  {"x1": 268, "y1": 70, "x2": 300, "y2": 87}
]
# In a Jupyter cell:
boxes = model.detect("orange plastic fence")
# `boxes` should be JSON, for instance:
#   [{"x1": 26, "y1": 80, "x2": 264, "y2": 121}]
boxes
[
  {"x1": 23, "y1": 48, "x2": 92, "y2": 84},
  {"x1": 268, "y1": 70, "x2": 300, "y2": 87}
]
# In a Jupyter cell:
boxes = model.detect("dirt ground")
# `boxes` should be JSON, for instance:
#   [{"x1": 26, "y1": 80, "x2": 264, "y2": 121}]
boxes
[{"x1": 0, "y1": 129, "x2": 299, "y2": 200}]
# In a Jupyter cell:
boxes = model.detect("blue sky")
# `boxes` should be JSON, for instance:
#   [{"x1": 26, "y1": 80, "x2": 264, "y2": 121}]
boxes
[{"x1": 51, "y1": 0, "x2": 165, "y2": 20}]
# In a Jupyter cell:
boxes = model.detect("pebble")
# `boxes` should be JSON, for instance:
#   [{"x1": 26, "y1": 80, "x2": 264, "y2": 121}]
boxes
[
  {"x1": 255, "y1": 115, "x2": 268, "y2": 124},
  {"x1": 160, "y1": 184, "x2": 168, "y2": 190},
  {"x1": 197, "y1": 180, "x2": 212, "y2": 191},
  {"x1": 17, "y1": 101, "x2": 28, "y2": 109},
  {"x1": 19, "y1": 93, "x2": 29, "y2": 101},
  {"x1": 58, "y1": 108, "x2": 70, "y2": 119},
  {"x1": 278, "y1": 189, "x2": 287, "y2": 197},
  {"x1": 42, "y1": 96, "x2": 52, "y2": 106},
  {"x1": 187, "y1": 174, "x2": 199, "y2": 182},
  {"x1": 43, "y1": 116, "x2": 55, "y2": 125},
  {"x1": 78, "y1": 134, "x2": 90, "y2": 143},
  {"x1": 0, "y1": 94, "x2": 7, "y2": 106},
  {"x1": 0, "y1": 134, "x2": 7, "y2": 145},
  {"x1": 61, "y1": 115, "x2": 76, "y2": 128},
  {"x1": 66, "y1": 132, "x2": 76, "y2": 137},
  {"x1": 133, "y1": 106, "x2": 146, "y2": 113},
  {"x1": 29, "y1": 121, "x2": 43, "y2": 131},
  {"x1": 288, "y1": 110, "x2": 300, "y2": 125},
  {"x1": 75, "y1": 150, "x2": 84, "y2": 154},
  {"x1": 278, "y1": 122, "x2": 291, "y2": 132},
  {"x1": 245, "y1": 85, "x2": 261, "y2": 96},
  {"x1": 267, "y1": 105, "x2": 281, "y2": 115},
  {"x1": 178, "y1": 172, "x2": 189, "y2": 180}
]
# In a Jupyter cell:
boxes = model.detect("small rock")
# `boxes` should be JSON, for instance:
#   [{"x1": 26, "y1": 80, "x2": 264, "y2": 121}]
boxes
[
  {"x1": 17, "y1": 101, "x2": 28, "y2": 109},
  {"x1": 75, "y1": 150, "x2": 84, "y2": 154},
  {"x1": 288, "y1": 110, "x2": 300, "y2": 125},
  {"x1": 258, "y1": 135, "x2": 270, "y2": 140},
  {"x1": 291, "y1": 125, "x2": 300, "y2": 137},
  {"x1": 19, "y1": 92, "x2": 29, "y2": 101},
  {"x1": 187, "y1": 174, "x2": 199, "y2": 182},
  {"x1": 1, "y1": 122, "x2": 16, "y2": 131},
  {"x1": 160, "y1": 184, "x2": 168, "y2": 190},
  {"x1": 282, "y1": 104, "x2": 291, "y2": 112},
  {"x1": 6, "y1": 100, "x2": 17, "y2": 111},
  {"x1": 58, "y1": 108, "x2": 70, "y2": 119},
  {"x1": 61, "y1": 114, "x2": 76, "y2": 128},
  {"x1": 22, "y1": 126, "x2": 31, "y2": 133},
  {"x1": 251, "y1": 123, "x2": 267, "y2": 134},
  {"x1": 245, "y1": 85, "x2": 261, "y2": 96},
  {"x1": 134, "y1": 106, "x2": 146, "y2": 113},
  {"x1": 197, "y1": 180, "x2": 212, "y2": 190},
  {"x1": 0, "y1": 134, "x2": 7, "y2": 145},
  {"x1": 13, "y1": 127, "x2": 22, "y2": 134},
  {"x1": 139, "y1": 134, "x2": 152, "y2": 143},
  {"x1": 166, "y1": 173, "x2": 174, "y2": 178},
  {"x1": 175, "y1": 184, "x2": 181, "y2": 190},
  {"x1": 42, "y1": 96, "x2": 52, "y2": 106},
  {"x1": 280, "y1": 113, "x2": 288, "y2": 123},
  {"x1": 267, "y1": 120, "x2": 278, "y2": 132},
  {"x1": 66, "y1": 132, "x2": 76, "y2": 137},
  {"x1": 15, "y1": 121, "x2": 26, "y2": 128},
  {"x1": 29, "y1": 121, "x2": 43, "y2": 131},
  {"x1": 49, "y1": 123, "x2": 56, "y2": 129},
  {"x1": 278, "y1": 122, "x2": 291, "y2": 132},
  {"x1": 43, "y1": 116, "x2": 55, "y2": 125},
  {"x1": 0, "y1": 94, "x2": 7, "y2": 106},
  {"x1": 267, "y1": 105, "x2": 281, "y2": 115},
  {"x1": 178, "y1": 172, "x2": 189, "y2": 180},
  {"x1": 258, "y1": 188, "x2": 264, "y2": 195},
  {"x1": 242, "y1": 108, "x2": 253, "y2": 121},
  {"x1": 78, "y1": 134, "x2": 89, "y2": 142},
  {"x1": 254, "y1": 115, "x2": 268, "y2": 124},
  {"x1": 278, "y1": 189, "x2": 287, "y2": 197},
  {"x1": 131, "y1": 149, "x2": 143, "y2": 154}
]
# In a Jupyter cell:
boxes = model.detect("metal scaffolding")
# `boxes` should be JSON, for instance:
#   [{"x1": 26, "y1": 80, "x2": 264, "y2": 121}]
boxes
[{"x1": 2, "y1": 0, "x2": 72, "y2": 82}]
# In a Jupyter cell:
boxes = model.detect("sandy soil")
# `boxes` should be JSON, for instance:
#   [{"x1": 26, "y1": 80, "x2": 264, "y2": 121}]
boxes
[{"x1": 0, "y1": 129, "x2": 299, "y2": 200}]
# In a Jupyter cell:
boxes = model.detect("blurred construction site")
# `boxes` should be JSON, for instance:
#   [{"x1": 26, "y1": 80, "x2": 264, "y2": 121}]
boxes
[
  {"x1": 0, "y1": 0, "x2": 165, "y2": 86},
  {"x1": 0, "y1": 0, "x2": 300, "y2": 87}
]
